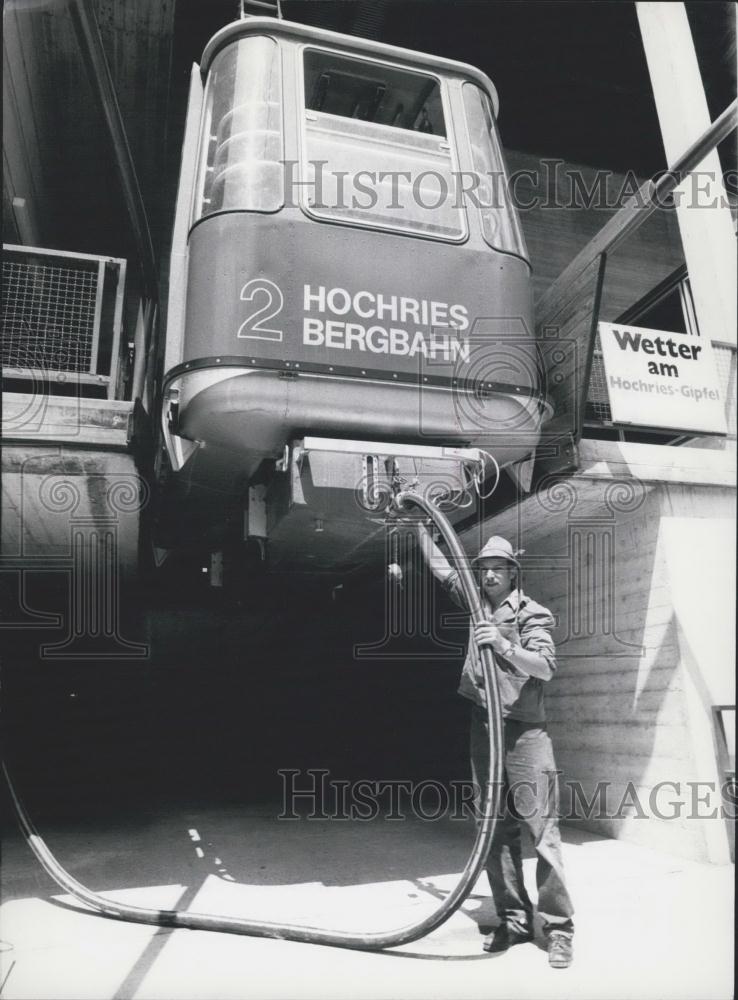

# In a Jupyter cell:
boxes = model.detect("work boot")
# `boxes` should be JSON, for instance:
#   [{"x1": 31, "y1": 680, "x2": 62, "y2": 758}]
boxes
[
  {"x1": 482, "y1": 924, "x2": 533, "y2": 953},
  {"x1": 547, "y1": 931, "x2": 573, "y2": 968}
]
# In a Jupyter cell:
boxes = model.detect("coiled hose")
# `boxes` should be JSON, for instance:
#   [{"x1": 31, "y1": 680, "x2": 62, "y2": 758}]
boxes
[{"x1": 2, "y1": 489, "x2": 504, "y2": 951}]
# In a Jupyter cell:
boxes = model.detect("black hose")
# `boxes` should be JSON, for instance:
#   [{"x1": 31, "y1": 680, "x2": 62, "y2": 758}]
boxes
[{"x1": 2, "y1": 491, "x2": 504, "y2": 951}]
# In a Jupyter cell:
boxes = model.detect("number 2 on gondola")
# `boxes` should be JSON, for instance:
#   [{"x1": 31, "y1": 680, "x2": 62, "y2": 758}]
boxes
[{"x1": 237, "y1": 278, "x2": 285, "y2": 341}]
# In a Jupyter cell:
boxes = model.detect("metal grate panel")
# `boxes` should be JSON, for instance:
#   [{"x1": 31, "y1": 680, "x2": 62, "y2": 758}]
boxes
[
  {"x1": 2, "y1": 257, "x2": 99, "y2": 373},
  {"x1": 713, "y1": 344, "x2": 737, "y2": 436},
  {"x1": 587, "y1": 335, "x2": 612, "y2": 422},
  {"x1": 2, "y1": 245, "x2": 126, "y2": 398}
]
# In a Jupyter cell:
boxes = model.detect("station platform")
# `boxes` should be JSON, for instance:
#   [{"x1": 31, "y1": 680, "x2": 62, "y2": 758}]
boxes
[{"x1": 0, "y1": 805, "x2": 733, "y2": 999}]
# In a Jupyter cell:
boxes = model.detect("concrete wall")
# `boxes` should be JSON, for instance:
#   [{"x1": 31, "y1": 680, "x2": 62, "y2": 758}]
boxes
[
  {"x1": 470, "y1": 439, "x2": 736, "y2": 864},
  {"x1": 1, "y1": 395, "x2": 146, "y2": 660},
  {"x1": 549, "y1": 486, "x2": 734, "y2": 864}
]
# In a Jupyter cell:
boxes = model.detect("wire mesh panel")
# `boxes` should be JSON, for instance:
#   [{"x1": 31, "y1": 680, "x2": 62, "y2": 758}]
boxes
[
  {"x1": 713, "y1": 343, "x2": 737, "y2": 437},
  {"x1": 3, "y1": 257, "x2": 98, "y2": 373},
  {"x1": 2, "y1": 245, "x2": 126, "y2": 397},
  {"x1": 587, "y1": 335, "x2": 611, "y2": 422}
]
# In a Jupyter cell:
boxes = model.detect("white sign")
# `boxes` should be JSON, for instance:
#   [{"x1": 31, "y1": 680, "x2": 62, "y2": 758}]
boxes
[{"x1": 598, "y1": 322, "x2": 727, "y2": 434}]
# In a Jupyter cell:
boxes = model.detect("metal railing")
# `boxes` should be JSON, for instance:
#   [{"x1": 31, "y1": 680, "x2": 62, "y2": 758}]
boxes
[
  {"x1": 2, "y1": 244, "x2": 126, "y2": 399},
  {"x1": 536, "y1": 98, "x2": 738, "y2": 448},
  {"x1": 712, "y1": 705, "x2": 735, "y2": 862}
]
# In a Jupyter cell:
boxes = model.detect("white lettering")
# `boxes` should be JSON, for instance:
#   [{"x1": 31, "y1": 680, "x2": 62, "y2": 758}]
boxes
[
  {"x1": 450, "y1": 303, "x2": 469, "y2": 331},
  {"x1": 302, "y1": 318, "x2": 471, "y2": 360},
  {"x1": 303, "y1": 286, "x2": 470, "y2": 338},
  {"x1": 376, "y1": 293, "x2": 398, "y2": 322},
  {"x1": 409, "y1": 331, "x2": 428, "y2": 357},
  {"x1": 327, "y1": 287, "x2": 352, "y2": 315},
  {"x1": 353, "y1": 291, "x2": 375, "y2": 318},
  {"x1": 428, "y1": 335, "x2": 449, "y2": 358},
  {"x1": 399, "y1": 297, "x2": 421, "y2": 325},
  {"x1": 430, "y1": 301, "x2": 448, "y2": 326},
  {"x1": 301, "y1": 287, "x2": 476, "y2": 364},
  {"x1": 303, "y1": 317, "x2": 324, "y2": 345},
  {"x1": 304, "y1": 284, "x2": 325, "y2": 312},
  {"x1": 325, "y1": 319, "x2": 344, "y2": 349},
  {"x1": 390, "y1": 328, "x2": 410, "y2": 355},
  {"x1": 366, "y1": 326, "x2": 389, "y2": 353},
  {"x1": 344, "y1": 323, "x2": 366, "y2": 351}
]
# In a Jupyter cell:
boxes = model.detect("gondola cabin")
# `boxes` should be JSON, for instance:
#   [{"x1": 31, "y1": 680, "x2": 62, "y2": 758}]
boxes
[{"x1": 158, "y1": 17, "x2": 549, "y2": 571}]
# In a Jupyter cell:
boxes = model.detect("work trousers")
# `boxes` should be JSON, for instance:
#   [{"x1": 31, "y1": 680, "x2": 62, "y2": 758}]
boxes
[{"x1": 470, "y1": 707, "x2": 574, "y2": 937}]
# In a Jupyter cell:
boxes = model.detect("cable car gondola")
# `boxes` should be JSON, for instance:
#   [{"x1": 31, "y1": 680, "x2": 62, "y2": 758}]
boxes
[{"x1": 157, "y1": 17, "x2": 548, "y2": 571}]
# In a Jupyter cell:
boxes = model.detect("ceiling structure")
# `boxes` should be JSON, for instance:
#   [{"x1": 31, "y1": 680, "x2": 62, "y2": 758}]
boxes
[
  {"x1": 3, "y1": 1, "x2": 735, "y2": 290},
  {"x1": 3, "y1": 0, "x2": 176, "y2": 263},
  {"x1": 172, "y1": 0, "x2": 734, "y2": 172}
]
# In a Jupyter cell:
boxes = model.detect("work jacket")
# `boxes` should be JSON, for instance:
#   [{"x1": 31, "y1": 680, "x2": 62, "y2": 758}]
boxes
[{"x1": 442, "y1": 573, "x2": 557, "y2": 723}]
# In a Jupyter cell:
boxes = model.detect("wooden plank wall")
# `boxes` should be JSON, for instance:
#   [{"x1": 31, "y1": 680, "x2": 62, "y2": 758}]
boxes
[
  {"x1": 534, "y1": 254, "x2": 604, "y2": 445},
  {"x1": 504, "y1": 150, "x2": 686, "y2": 444},
  {"x1": 505, "y1": 149, "x2": 685, "y2": 316}
]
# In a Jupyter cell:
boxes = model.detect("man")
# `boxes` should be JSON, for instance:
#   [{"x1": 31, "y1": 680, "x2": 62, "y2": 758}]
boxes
[{"x1": 415, "y1": 526, "x2": 574, "y2": 969}]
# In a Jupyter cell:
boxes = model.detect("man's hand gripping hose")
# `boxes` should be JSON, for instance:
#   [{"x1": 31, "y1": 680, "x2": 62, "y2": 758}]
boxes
[{"x1": 2, "y1": 490, "x2": 504, "y2": 951}]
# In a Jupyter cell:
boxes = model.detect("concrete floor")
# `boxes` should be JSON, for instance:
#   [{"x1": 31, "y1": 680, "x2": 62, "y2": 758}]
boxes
[{"x1": 0, "y1": 806, "x2": 733, "y2": 1000}]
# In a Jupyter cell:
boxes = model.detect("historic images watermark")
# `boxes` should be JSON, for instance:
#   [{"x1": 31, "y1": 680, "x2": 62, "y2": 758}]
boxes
[
  {"x1": 419, "y1": 318, "x2": 548, "y2": 444},
  {"x1": 349, "y1": 468, "x2": 650, "y2": 661},
  {"x1": 281, "y1": 159, "x2": 737, "y2": 215},
  {"x1": 1, "y1": 463, "x2": 150, "y2": 660},
  {"x1": 277, "y1": 769, "x2": 737, "y2": 823}
]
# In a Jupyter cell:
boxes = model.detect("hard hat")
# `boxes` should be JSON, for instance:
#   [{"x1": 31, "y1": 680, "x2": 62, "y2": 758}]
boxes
[{"x1": 471, "y1": 536, "x2": 523, "y2": 570}]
